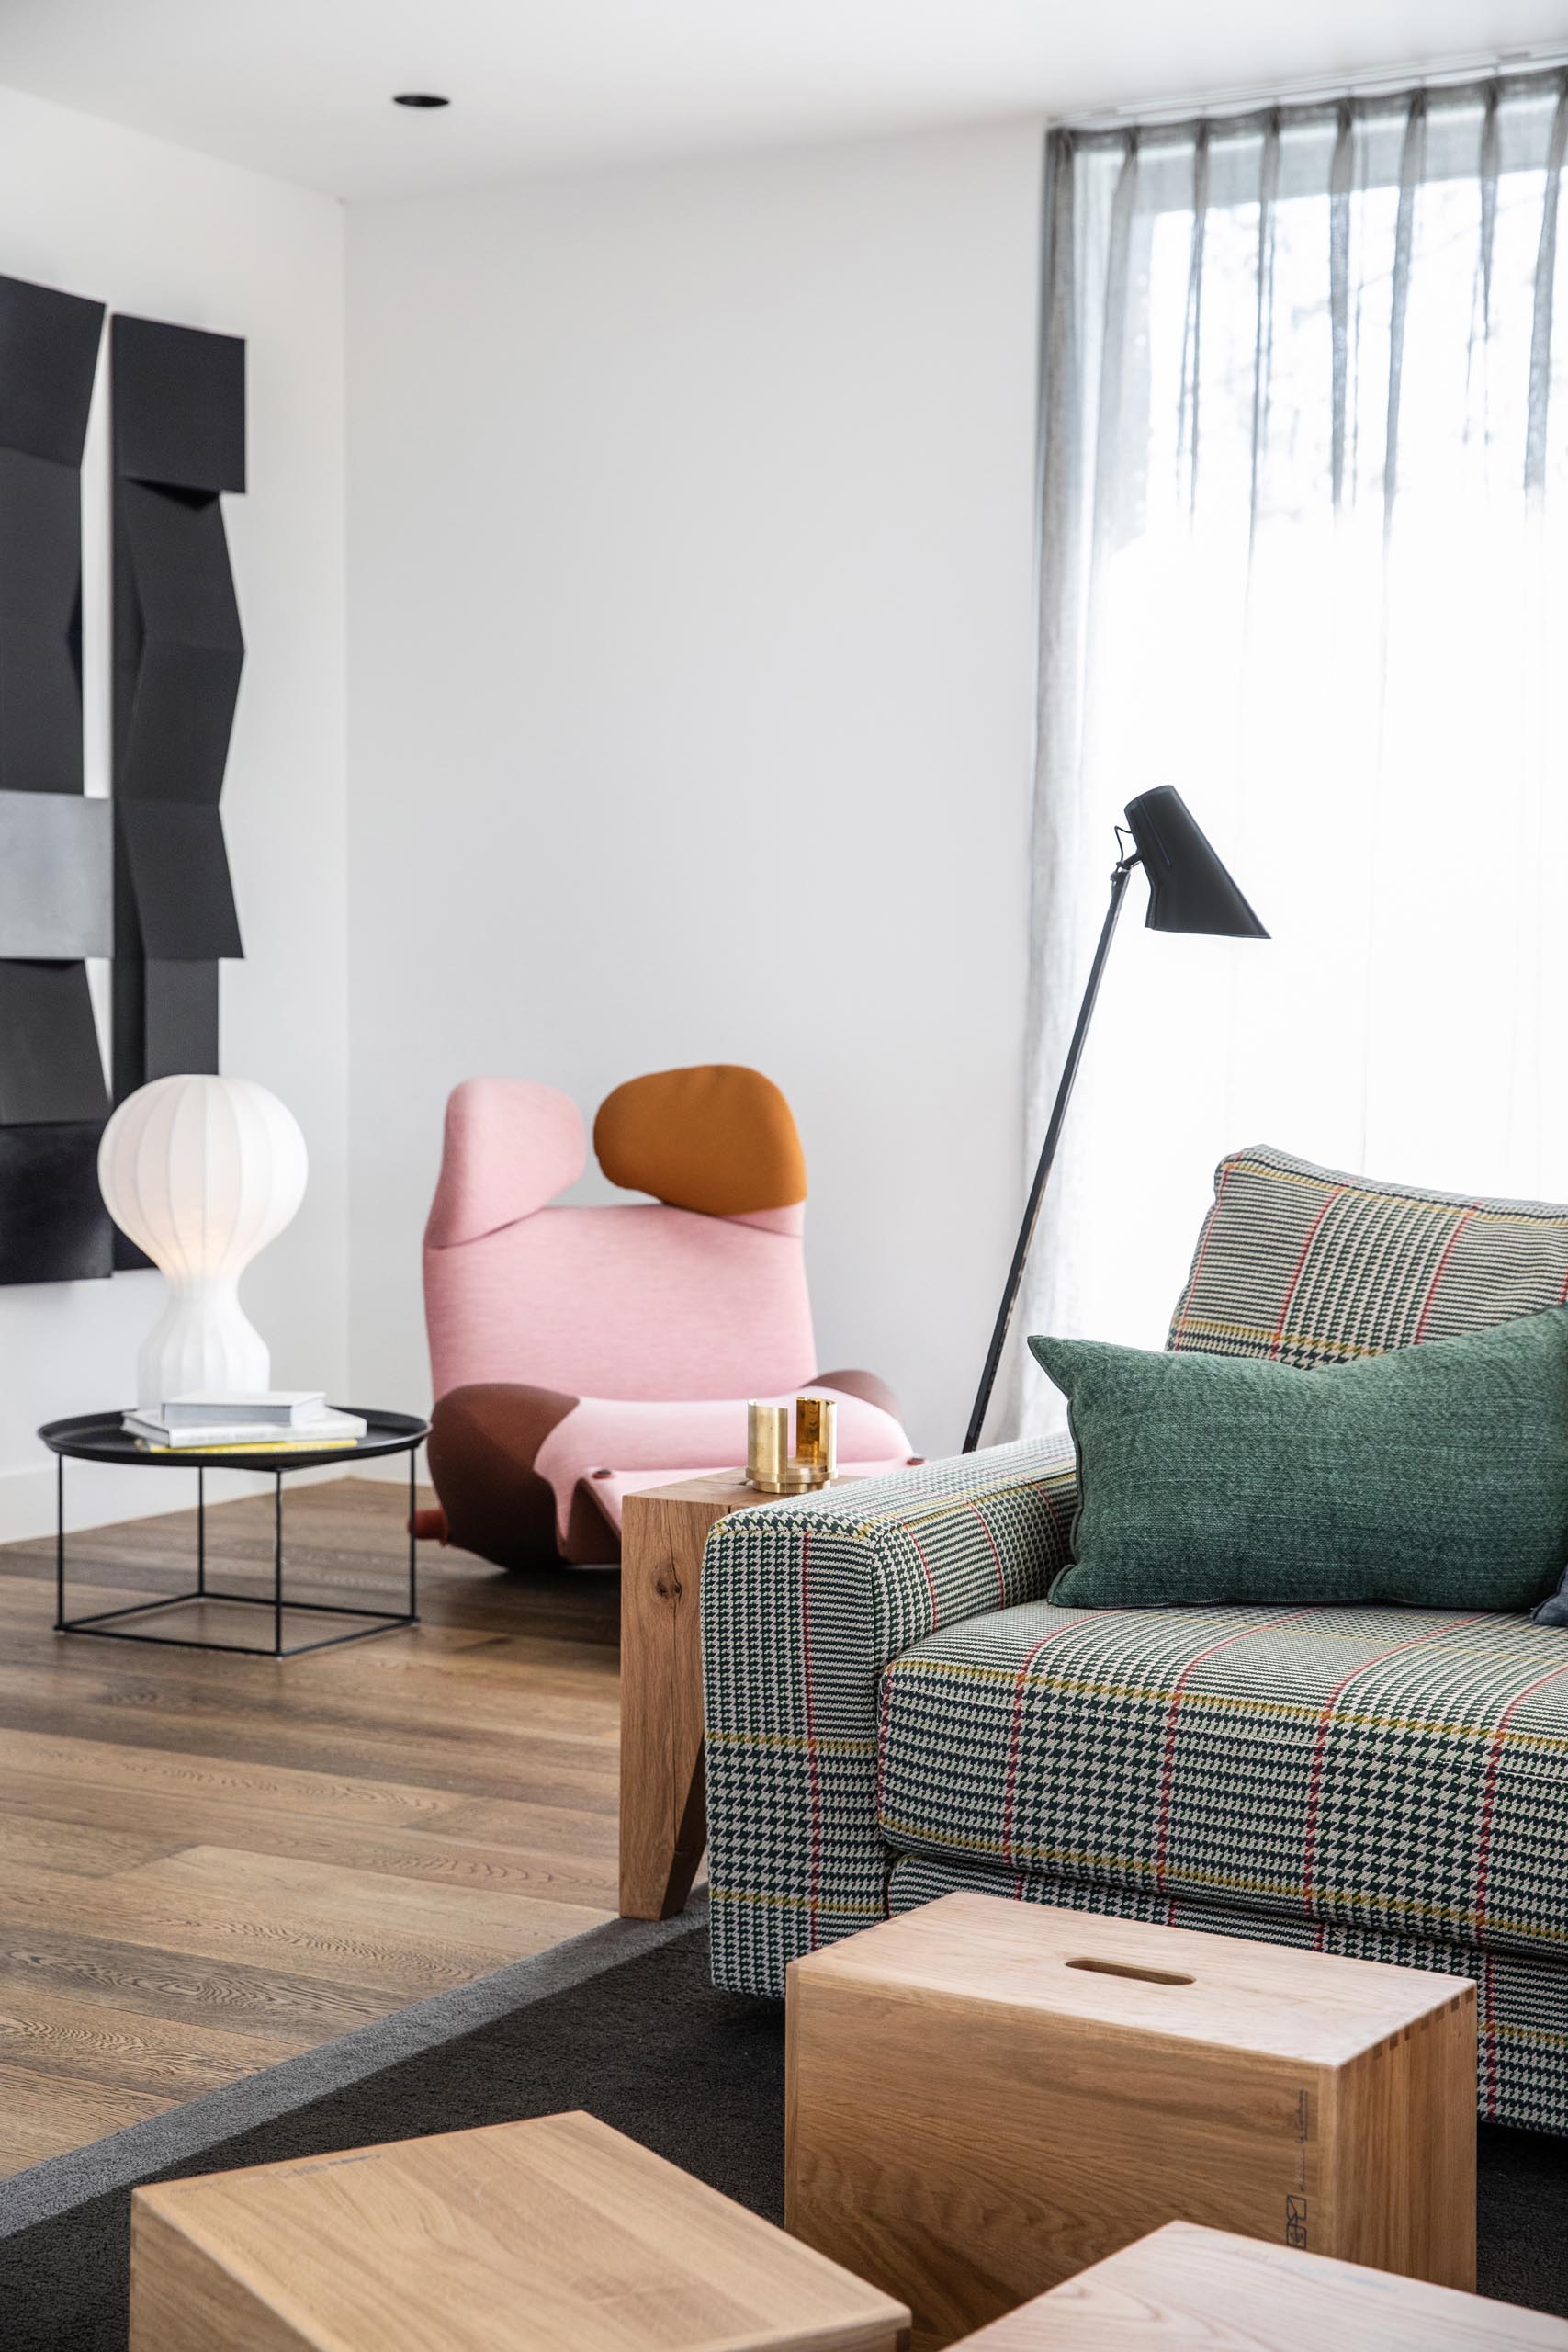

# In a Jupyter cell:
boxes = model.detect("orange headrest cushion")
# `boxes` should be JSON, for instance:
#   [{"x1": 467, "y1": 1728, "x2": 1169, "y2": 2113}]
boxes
[{"x1": 593, "y1": 1065, "x2": 806, "y2": 1217}]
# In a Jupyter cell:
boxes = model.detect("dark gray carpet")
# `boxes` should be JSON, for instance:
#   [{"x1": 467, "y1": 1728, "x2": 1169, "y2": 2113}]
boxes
[{"x1": 0, "y1": 1915, "x2": 1564, "y2": 2348}]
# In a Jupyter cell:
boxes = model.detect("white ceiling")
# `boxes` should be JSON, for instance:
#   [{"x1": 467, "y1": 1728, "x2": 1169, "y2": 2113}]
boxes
[{"x1": 1, "y1": 0, "x2": 1563, "y2": 201}]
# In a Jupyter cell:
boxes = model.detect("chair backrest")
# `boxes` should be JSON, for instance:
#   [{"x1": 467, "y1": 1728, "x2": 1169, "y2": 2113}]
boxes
[
  {"x1": 1168, "y1": 1144, "x2": 1568, "y2": 1367},
  {"x1": 423, "y1": 1066, "x2": 818, "y2": 1404}
]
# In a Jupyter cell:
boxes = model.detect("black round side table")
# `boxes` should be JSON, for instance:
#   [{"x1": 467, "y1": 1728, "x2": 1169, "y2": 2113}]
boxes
[{"x1": 40, "y1": 1408, "x2": 431, "y2": 1658}]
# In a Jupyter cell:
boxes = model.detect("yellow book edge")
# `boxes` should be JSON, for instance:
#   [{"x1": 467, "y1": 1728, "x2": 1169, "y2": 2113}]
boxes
[{"x1": 136, "y1": 1438, "x2": 362, "y2": 1455}]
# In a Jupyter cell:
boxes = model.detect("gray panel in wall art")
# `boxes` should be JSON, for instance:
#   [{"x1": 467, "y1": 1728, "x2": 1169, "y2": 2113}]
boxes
[{"x1": 0, "y1": 790, "x2": 111, "y2": 959}]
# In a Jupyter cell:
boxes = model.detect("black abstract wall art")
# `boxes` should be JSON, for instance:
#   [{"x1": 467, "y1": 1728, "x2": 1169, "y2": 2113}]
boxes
[
  {"x1": 0, "y1": 272, "x2": 111, "y2": 1283},
  {"x1": 0, "y1": 292, "x2": 248, "y2": 1285},
  {"x1": 111, "y1": 315, "x2": 246, "y2": 1267}
]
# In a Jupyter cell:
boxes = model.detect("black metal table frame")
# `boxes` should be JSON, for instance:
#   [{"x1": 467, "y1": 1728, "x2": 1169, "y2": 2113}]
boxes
[{"x1": 53, "y1": 1442, "x2": 423, "y2": 1660}]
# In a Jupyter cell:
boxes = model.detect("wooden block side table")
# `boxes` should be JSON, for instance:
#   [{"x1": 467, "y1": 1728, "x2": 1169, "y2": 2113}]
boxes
[
  {"x1": 949, "y1": 2222, "x2": 1568, "y2": 2351},
  {"x1": 619, "y1": 1472, "x2": 757, "y2": 1920},
  {"x1": 786, "y1": 1893, "x2": 1477, "y2": 2352},
  {"x1": 130, "y1": 2109, "x2": 911, "y2": 2352}
]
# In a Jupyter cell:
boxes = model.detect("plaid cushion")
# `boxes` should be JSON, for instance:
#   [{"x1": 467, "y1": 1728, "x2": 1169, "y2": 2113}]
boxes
[
  {"x1": 702, "y1": 1440, "x2": 1077, "y2": 1997},
  {"x1": 887, "y1": 1855, "x2": 1568, "y2": 2135},
  {"x1": 1168, "y1": 1144, "x2": 1568, "y2": 1365},
  {"x1": 880, "y1": 1600, "x2": 1568, "y2": 1963}
]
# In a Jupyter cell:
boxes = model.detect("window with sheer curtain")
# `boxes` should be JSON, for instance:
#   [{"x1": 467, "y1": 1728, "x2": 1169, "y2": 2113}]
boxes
[{"x1": 999, "y1": 70, "x2": 1568, "y2": 1442}]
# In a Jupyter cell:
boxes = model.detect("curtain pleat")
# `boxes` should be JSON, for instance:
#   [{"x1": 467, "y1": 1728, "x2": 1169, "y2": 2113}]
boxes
[
  {"x1": 1178, "y1": 122, "x2": 1211, "y2": 509},
  {"x1": 1383, "y1": 94, "x2": 1426, "y2": 525},
  {"x1": 1329, "y1": 102, "x2": 1354, "y2": 511},
  {"x1": 1248, "y1": 112, "x2": 1280, "y2": 553},
  {"x1": 1527, "y1": 73, "x2": 1568, "y2": 492}
]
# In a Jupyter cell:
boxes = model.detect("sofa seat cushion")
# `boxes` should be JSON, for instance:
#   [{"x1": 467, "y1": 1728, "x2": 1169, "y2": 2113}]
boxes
[{"x1": 877, "y1": 1600, "x2": 1568, "y2": 1962}]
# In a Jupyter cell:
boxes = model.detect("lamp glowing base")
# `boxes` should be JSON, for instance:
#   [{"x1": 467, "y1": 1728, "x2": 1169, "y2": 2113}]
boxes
[{"x1": 136, "y1": 1276, "x2": 270, "y2": 1412}]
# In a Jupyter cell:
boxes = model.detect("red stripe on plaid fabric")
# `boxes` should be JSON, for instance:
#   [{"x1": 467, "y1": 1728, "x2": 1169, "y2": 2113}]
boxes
[
  {"x1": 999, "y1": 1616, "x2": 1107, "y2": 1866},
  {"x1": 1483, "y1": 1953, "x2": 1499, "y2": 2118},
  {"x1": 1169, "y1": 1161, "x2": 1235, "y2": 1343},
  {"x1": 1153, "y1": 1611, "x2": 1316, "y2": 1891},
  {"x1": 1300, "y1": 1616, "x2": 1480, "y2": 1906},
  {"x1": 1412, "y1": 1204, "x2": 1480, "y2": 1341},
  {"x1": 1472, "y1": 1654, "x2": 1568, "y2": 1956},
  {"x1": 1267, "y1": 1183, "x2": 1349, "y2": 1360},
  {"x1": 907, "y1": 1529, "x2": 939, "y2": 1626},
  {"x1": 800, "y1": 1530, "x2": 823, "y2": 1949},
  {"x1": 967, "y1": 1501, "x2": 1008, "y2": 1609}
]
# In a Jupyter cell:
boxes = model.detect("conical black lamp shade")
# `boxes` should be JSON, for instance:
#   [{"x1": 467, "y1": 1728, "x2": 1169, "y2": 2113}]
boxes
[{"x1": 1123, "y1": 786, "x2": 1269, "y2": 937}]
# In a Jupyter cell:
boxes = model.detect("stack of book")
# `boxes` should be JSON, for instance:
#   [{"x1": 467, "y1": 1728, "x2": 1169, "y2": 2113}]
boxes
[{"x1": 123, "y1": 1393, "x2": 367, "y2": 1453}]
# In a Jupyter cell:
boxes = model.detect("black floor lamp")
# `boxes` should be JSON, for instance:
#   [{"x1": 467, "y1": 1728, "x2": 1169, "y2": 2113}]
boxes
[{"x1": 963, "y1": 786, "x2": 1269, "y2": 1453}]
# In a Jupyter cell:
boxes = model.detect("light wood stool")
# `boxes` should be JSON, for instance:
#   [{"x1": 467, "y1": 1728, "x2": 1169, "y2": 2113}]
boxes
[
  {"x1": 130, "y1": 2109, "x2": 910, "y2": 2351},
  {"x1": 948, "y1": 2222, "x2": 1568, "y2": 2350},
  {"x1": 786, "y1": 1893, "x2": 1476, "y2": 2352}
]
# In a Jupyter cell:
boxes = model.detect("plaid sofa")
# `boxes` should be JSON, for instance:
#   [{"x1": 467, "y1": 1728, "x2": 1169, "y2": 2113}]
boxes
[{"x1": 702, "y1": 1145, "x2": 1568, "y2": 2134}]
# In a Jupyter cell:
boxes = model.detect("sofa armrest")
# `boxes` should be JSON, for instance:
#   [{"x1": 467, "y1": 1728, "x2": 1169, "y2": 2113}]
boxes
[{"x1": 701, "y1": 1437, "x2": 1077, "y2": 1996}]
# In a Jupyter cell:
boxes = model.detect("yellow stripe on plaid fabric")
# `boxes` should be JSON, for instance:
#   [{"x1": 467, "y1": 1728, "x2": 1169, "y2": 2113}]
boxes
[
  {"x1": 709, "y1": 1887, "x2": 888, "y2": 1917},
  {"x1": 706, "y1": 1731, "x2": 877, "y2": 1756},
  {"x1": 1169, "y1": 1317, "x2": 1389, "y2": 1357},
  {"x1": 882, "y1": 1653, "x2": 1568, "y2": 1758}
]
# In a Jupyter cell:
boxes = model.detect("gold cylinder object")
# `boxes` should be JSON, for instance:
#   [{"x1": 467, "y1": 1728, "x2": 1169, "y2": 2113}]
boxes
[
  {"x1": 747, "y1": 1401, "x2": 790, "y2": 1491},
  {"x1": 795, "y1": 1396, "x2": 838, "y2": 1485}
]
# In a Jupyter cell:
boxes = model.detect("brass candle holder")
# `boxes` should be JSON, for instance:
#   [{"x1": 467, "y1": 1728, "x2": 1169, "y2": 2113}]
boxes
[
  {"x1": 746, "y1": 1402, "x2": 790, "y2": 1491},
  {"x1": 795, "y1": 1395, "x2": 837, "y2": 1480},
  {"x1": 745, "y1": 1396, "x2": 838, "y2": 1494}
]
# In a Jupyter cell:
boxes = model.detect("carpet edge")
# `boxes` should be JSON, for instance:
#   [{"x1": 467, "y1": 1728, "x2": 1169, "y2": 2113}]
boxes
[{"x1": 0, "y1": 1894, "x2": 706, "y2": 2239}]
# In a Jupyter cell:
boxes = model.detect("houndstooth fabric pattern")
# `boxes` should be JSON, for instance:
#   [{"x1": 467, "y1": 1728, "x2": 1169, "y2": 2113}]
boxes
[
  {"x1": 879, "y1": 1600, "x2": 1568, "y2": 1962},
  {"x1": 888, "y1": 1855, "x2": 1568, "y2": 2135},
  {"x1": 702, "y1": 1440, "x2": 1077, "y2": 1997},
  {"x1": 1168, "y1": 1144, "x2": 1568, "y2": 1366}
]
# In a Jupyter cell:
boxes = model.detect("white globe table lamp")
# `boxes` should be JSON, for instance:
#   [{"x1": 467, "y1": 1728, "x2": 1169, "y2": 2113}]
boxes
[{"x1": 97, "y1": 1075, "x2": 309, "y2": 1411}]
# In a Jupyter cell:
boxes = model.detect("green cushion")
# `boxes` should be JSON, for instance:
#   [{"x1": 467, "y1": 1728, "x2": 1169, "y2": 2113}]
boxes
[{"x1": 1031, "y1": 1309, "x2": 1568, "y2": 1611}]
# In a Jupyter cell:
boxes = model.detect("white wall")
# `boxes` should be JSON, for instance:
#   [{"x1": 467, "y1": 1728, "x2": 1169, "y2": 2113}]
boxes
[
  {"x1": 344, "y1": 123, "x2": 1043, "y2": 1455},
  {"x1": 0, "y1": 85, "x2": 347, "y2": 1534}
]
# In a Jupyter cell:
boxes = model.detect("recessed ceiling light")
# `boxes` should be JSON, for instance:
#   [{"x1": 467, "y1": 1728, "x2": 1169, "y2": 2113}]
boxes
[{"x1": 393, "y1": 93, "x2": 449, "y2": 109}]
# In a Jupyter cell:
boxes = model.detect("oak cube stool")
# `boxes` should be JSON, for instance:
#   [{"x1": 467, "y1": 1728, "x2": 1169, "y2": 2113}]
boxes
[
  {"x1": 786, "y1": 1894, "x2": 1476, "y2": 2352},
  {"x1": 130, "y1": 2110, "x2": 910, "y2": 2352},
  {"x1": 948, "y1": 2222, "x2": 1568, "y2": 2350}
]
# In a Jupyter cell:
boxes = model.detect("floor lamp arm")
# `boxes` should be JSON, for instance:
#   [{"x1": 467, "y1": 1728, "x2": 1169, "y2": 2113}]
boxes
[{"x1": 961, "y1": 854, "x2": 1138, "y2": 1453}]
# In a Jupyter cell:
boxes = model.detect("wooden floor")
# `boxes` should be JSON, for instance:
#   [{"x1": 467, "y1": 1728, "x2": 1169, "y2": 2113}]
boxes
[{"x1": 0, "y1": 1477, "x2": 621, "y2": 2178}]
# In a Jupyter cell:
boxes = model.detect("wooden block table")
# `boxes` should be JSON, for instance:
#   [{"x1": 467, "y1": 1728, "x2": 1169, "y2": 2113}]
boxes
[
  {"x1": 786, "y1": 1893, "x2": 1477, "y2": 2352},
  {"x1": 948, "y1": 2222, "x2": 1568, "y2": 2350},
  {"x1": 130, "y1": 2109, "x2": 911, "y2": 2352},
  {"x1": 619, "y1": 1472, "x2": 757, "y2": 1919}
]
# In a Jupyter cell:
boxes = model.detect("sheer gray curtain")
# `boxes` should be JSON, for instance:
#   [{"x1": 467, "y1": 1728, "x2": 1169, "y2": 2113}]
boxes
[{"x1": 1000, "y1": 70, "x2": 1568, "y2": 1442}]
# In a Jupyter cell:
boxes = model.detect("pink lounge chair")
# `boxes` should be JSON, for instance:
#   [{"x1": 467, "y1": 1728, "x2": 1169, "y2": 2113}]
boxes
[{"x1": 417, "y1": 1063, "x2": 914, "y2": 1567}]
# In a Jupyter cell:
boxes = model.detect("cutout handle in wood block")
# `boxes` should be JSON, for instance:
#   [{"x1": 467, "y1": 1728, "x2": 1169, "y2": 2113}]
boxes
[{"x1": 1065, "y1": 1956, "x2": 1195, "y2": 1986}]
